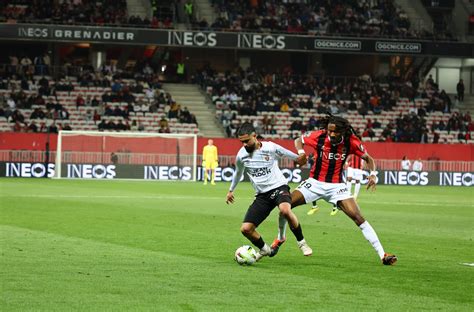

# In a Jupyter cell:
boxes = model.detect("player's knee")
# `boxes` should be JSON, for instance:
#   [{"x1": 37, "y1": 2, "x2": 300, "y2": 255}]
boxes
[
  {"x1": 279, "y1": 206, "x2": 292, "y2": 218},
  {"x1": 240, "y1": 224, "x2": 254, "y2": 236}
]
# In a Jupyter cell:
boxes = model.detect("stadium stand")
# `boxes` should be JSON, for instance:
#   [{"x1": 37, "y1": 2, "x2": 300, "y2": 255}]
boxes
[
  {"x1": 194, "y1": 66, "x2": 473, "y2": 144},
  {"x1": 1, "y1": 0, "x2": 437, "y2": 39},
  {"x1": 202, "y1": 0, "x2": 434, "y2": 39},
  {"x1": 0, "y1": 0, "x2": 174, "y2": 29},
  {"x1": 1, "y1": 58, "x2": 472, "y2": 144},
  {"x1": 0, "y1": 64, "x2": 199, "y2": 135},
  {"x1": 0, "y1": 1, "x2": 471, "y2": 141}
]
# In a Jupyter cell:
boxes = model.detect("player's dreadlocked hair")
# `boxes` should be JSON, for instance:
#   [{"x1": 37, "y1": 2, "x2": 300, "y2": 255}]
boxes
[
  {"x1": 237, "y1": 122, "x2": 256, "y2": 136},
  {"x1": 320, "y1": 114, "x2": 358, "y2": 139}
]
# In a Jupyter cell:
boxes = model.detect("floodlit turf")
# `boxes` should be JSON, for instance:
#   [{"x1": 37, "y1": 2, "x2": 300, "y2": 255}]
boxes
[{"x1": 1, "y1": 178, "x2": 473, "y2": 311}]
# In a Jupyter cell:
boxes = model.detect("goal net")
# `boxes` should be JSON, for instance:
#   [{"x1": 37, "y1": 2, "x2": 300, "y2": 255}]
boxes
[{"x1": 54, "y1": 131, "x2": 197, "y2": 181}]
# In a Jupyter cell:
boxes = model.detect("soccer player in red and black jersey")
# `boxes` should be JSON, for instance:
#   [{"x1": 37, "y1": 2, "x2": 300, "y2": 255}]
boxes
[
  {"x1": 346, "y1": 153, "x2": 365, "y2": 200},
  {"x1": 271, "y1": 115, "x2": 397, "y2": 265}
]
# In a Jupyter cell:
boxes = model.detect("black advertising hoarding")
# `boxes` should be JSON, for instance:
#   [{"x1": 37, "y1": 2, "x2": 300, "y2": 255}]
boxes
[
  {"x1": 0, "y1": 24, "x2": 141, "y2": 43},
  {"x1": 313, "y1": 39, "x2": 362, "y2": 51},
  {"x1": 0, "y1": 23, "x2": 472, "y2": 57},
  {"x1": 1, "y1": 162, "x2": 472, "y2": 186},
  {"x1": 374, "y1": 41, "x2": 422, "y2": 53},
  {"x1": 0, "y1": 162, "x2": 303, "y2": 182}
]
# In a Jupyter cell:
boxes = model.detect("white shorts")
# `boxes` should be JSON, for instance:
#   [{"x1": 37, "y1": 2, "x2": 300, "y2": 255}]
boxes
[
  {"x1": 296, "y1": 178, "x2": 352, "y2": 206},
  {"x1": 347, "y1": 167, "x2": 363, "y2": 181}
]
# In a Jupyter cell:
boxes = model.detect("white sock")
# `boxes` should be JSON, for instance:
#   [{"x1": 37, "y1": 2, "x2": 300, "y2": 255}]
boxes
[
  {"x1": 297, "y1": 238, "x2": 306, "y2": 244},
  {"x1": 260, "y1": 243, "x2": 271, "y2": 254},
  {"x1": 359, "y1": 221, "x2": 385, "y2": 259},
  {"x1": 354, "y1": 183, "x2": 361, "y2": 198},
  {"x1": 278, "y1": 214, "x2": 287, "y2": 241}
]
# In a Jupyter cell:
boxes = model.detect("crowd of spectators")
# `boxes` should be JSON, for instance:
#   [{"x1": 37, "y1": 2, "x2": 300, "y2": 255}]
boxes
[
  {"x1": 201, "y1": 0, "x2": 431, "y2": 39},
  {"x1": 194, "y1": 64, "x2": 473, "y2": 143},
  {"x1": 195, "y1": 65, "x2": 414, "y2": 116},
  {"x1": 2, "y1": 0, "x2": 450, "y2": 40},
  {"x1": 0, "y1": 52, "x2": 472, "y2": 144},
  {"x1": 2, "y1": 0, "x2": 127, "y2": 25},
  {"x1": 6, "y1": 53, "x2": 52, "y2": 77},
  {"x1": 0, "y1": 0, "x2": 174, "y2": 29},
  {"x1": 359, "y1": 111, "x2": 472, "y2": 143},
  {"x1": 0, "y1": 57, "x2": 198, "y2": 133},
  {"x1": 0, "y1": 73, "x2": 73, "y2": 133},
  {"x1": 3, "y1": 0, "x2": 463, "y2": 41}
]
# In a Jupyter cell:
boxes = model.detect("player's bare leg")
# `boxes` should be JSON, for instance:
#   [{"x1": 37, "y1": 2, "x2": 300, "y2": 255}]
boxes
[
  {"x1": 274, "y1": 189, "x2": 305, "y2": 241},
  {"x1": 271, "y1": 190, "x2": 309, "y2": 257},
  {"x1": 337, "y1": 198, "x2": 365, "y2": 225},
  {"x1": 291, "y1": 189, "x2": 306, "y2": 207},
  {"x1": 276, "y1": 202, "x2": 312, "y2": 256},
  {"x1": 338, "y1": 198, "x2": 397, "y2": 265},
  {"x1": 240, "y1": 222, "x2": 271, "y2": 261}
]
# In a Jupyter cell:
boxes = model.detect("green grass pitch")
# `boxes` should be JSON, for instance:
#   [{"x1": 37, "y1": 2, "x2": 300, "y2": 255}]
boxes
[{"x1": 1, "y1": 178, "x2": 473, "y2": 311}]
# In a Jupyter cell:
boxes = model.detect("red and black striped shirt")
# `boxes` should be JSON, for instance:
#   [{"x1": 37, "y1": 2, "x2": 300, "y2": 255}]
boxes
[
  {"x1": 302, "y1": 130, "x2": 366, "y2": 183},
  {"x1": 347, "y1": 154, "x2": 364, "y2": 169}
]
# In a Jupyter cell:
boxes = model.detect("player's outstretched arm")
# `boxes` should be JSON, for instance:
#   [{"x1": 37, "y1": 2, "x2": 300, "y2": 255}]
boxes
[
  {"x1": 294, "y1": 137, "x2": 304, "y2": 152},
  {"x1": 293, "y1": 137, "x2": 307, "y2": 167},
  {"x1": 366, "y1": 175, "x2": 376, "y2": 191},
  {"x1": 362, "y1": 153, "x2": 377, "y2": 191},
  {"x1": 275, "y1": 143, "x2": 307, "y2": 166},
  {"x1": 226, "y1": 191, "x2": 235, "y2": 204},
  {"x1": 227, "y1": 156, "x2": 244, "y2": 203}
]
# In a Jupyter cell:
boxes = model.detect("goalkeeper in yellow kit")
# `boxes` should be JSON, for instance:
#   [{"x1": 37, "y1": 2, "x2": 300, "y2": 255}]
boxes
[{"x1": 202, "y1": 139, "x2": 218, "y2": 185}]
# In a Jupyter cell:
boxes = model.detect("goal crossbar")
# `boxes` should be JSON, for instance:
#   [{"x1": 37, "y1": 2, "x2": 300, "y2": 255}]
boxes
[{"x1": 55, "y1": 130, "x2": 198, "y2": 180}]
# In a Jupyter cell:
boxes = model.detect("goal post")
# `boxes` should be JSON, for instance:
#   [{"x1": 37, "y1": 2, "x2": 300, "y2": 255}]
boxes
[{"x1": 54, "y1": 130, "x2": 198, "y2": 181}]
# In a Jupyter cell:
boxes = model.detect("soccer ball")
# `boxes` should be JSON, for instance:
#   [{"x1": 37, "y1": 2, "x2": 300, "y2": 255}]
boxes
[{"x1": 234, "y1": 245, "x2": 258, "y2": 265}]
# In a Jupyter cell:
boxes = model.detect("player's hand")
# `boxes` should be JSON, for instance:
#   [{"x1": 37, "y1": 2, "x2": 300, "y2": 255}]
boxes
[
  {"x1": 295, "y1": 154, "x2": 307, "y2": 167},
  {"x1": 367, "y1": 175, "x2": 377, "y2": 191},
  {"x1": 226, "y1": 191, "x2": 235, "y2": 204},
  {"x1": 202, "y1": 160, "x2": 206, "y2": 167}
]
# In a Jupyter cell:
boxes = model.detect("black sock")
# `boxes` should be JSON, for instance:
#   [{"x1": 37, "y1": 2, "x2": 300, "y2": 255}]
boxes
[
  {"x1": 250, "y1": 236, "x2": 265, "y2": 249},
  {"x1": 290, "y1": 224, "x2": 304, "y2": 241}
]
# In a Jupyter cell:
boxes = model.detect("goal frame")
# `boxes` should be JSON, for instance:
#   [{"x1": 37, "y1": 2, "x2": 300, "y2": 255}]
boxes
[{"x1": 54, "y1": 130, "x2": 198, "y2": 181}]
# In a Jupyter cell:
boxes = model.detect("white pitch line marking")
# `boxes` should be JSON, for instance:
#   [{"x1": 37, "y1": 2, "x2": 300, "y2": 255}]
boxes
[{"x1": 0, "y1": 194, "x2": 222, "y2": 200}]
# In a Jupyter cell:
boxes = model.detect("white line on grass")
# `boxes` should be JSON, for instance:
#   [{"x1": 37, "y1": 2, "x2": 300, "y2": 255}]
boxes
[
  {"x1": 1, "y1": 194, "x2": 472, "y2": 207},
  {"x1": 1, "y1": 194, "x2": 221, "y2": 200}
]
